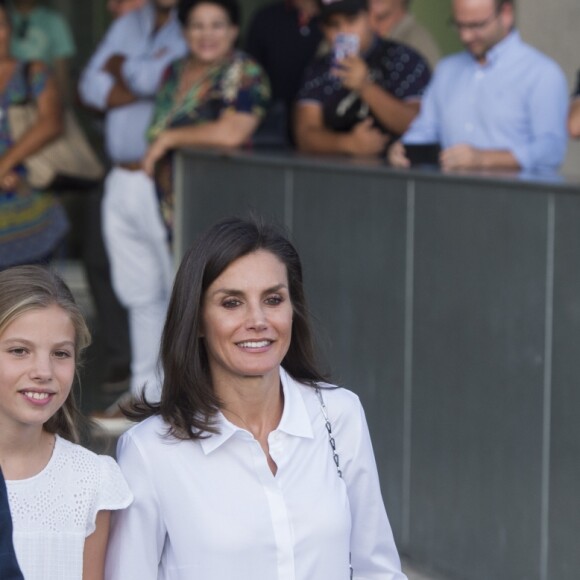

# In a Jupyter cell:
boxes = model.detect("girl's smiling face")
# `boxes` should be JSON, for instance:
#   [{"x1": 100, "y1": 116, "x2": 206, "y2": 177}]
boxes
[{"x1": 0, "y1": 305, "x2": 76, "y2": 433}]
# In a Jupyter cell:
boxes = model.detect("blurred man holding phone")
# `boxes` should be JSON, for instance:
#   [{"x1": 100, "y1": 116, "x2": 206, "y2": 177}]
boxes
[{"x1": 295, "y1": 0, "x2": 431, "y2": 156}]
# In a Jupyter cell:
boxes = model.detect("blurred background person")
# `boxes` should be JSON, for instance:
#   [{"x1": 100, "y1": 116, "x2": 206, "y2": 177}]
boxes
[
  {"x1": 107, "y1": 0, "x2": 147, "y2": 18},
  {"x1": 295, "y1": 0, "x2": 430, "y2": 157},
  {"x1": 78, "y1": 0, "x2": 187, "y2": 409},
  {"x1": 245, "y1": 0, "x2": 321, "y2": 144},
  {"x1": 9, "y1": 0, "x2": 75, "y2": 101},
  {"x1": 388, "y1": 0, "x2": 568, "y2": 172},
  {"x1": 368, "y1": 0, "x2": 440, "y2": 69},
  {"x1": 568, "y1": 69, "x2": 580, "y2": 138},
  {"x1": 143, "y1": 0, "x2": 270, "y2": 233},
  {"x1": 0, "y1": 0, "x2": 67, "y2": 271}
]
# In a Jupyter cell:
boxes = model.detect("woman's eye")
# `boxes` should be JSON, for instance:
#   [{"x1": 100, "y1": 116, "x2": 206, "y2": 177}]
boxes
[
  {"x1": 265, "y1": 295, "x2": 283, "y2": 306},
  {"x1": 222, "y1": 298, "x2": 241, "y2": 309}
]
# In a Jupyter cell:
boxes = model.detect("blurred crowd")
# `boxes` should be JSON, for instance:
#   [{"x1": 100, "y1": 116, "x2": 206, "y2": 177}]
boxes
[{"x1": 1, "y1": 0, "x2": 579, "y2": 415}]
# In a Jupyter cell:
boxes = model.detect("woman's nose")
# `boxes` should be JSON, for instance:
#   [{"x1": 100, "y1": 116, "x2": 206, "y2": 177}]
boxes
[{"x1": 246, "y1": 303, "x2": 267, "y2": 330}]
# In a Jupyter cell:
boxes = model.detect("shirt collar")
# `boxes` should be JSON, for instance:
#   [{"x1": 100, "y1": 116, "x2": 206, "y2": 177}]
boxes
[
  {"x1": 482, "y1": 29, "x2": 520, "y2": 67},
  {"x1": 199, "y1": 368, "x2": 314, "y2": 455}
]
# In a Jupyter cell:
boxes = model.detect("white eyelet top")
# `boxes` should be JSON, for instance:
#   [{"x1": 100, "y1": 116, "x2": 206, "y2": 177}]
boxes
[{"x1": 6, "y1": 435, "x2": 133, "y2": 580}]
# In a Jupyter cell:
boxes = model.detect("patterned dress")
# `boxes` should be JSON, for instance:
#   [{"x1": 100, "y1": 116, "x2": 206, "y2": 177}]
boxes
[
  {"x1": 147, "y1": 50, "x2": 270, "y2": 233},
  {"x1": 0, "y1": 62, "x2": 68, "y2": 269}
]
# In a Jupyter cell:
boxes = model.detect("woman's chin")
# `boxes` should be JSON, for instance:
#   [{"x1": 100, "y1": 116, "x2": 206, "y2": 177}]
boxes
[{"x1": 192, "y1": 50, "x2": 230, "y2": 66}]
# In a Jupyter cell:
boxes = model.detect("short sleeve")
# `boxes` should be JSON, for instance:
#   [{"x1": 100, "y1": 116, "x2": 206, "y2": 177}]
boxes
[
  {"x1": 28, "y1": 63, "x2": 50, "y2": 100},
  {"x1": 296, "y1": 57, "x2": 330, "y2": 104},
  {"x1": 86, "y1": 456, "x2": 133, "y2": 537},
  {"x1": 45, "y1": 11, "x2": 76, "y2": 60},
  {"x1": 377, "y1": 42, "x2": 431, "y2": 101},
  {"x1": 226, "y1": 55, "x2": 271, "y2": 118}
]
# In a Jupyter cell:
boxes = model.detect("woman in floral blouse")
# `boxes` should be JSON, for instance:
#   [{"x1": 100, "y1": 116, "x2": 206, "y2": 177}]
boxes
[{"x1": 144, "y1": 0, "x2": 270, "y2": 233}]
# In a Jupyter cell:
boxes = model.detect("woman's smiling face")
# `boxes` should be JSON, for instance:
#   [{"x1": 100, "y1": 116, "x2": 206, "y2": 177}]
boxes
[
  {"x1": 185, "y1": 2, "x2": 238, "y2": 65},
  {"x1": 201, "y1": 250, "x2": 293, "y2": 388}
]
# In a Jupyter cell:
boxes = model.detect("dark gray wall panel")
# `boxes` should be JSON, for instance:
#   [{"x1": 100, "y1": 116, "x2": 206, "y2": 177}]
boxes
[
  {"x1": 410, "y1": 182, "x2": 547, "y2": 580},
  {"x1": 174, "y1": 150, "x2": 580, "y2": 580},
  {"x1": 549, "y1": 194, "x2": 580, "y2": 579},
  {"x1": 177, "y1": 155, "x2": 287, "y2": 255},
  {"x1": 291, "y1": 167, "x2": 408, "y2": 537}
]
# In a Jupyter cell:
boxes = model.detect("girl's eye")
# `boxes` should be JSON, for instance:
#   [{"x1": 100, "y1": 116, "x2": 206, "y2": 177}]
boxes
[
  {"x1": 222, "y1": 298, "x2": 241, "y2": 309},
  {"x1": 54, "y1": 350, "x2": 73, "y2": 359},
  {"x1": 9, "y1": 348, "x2": 27, "y2": 356}
]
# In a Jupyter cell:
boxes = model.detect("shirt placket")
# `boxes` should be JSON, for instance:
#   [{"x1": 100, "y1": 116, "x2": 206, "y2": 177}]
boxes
[{"x1": 250, "y1": 430, "x2": 296, "y2": 580}]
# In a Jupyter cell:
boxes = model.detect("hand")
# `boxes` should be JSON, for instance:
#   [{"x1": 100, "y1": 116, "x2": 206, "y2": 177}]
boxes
[
  {"x1": 142, "y1": 133, "x2": 170, "y2": 176},
  {"x1": 0, "y1": 171, "x2": 21, "y2": 192},
  {"x1": 103, "y1": 54, "x2": 126, "y2": 80},
  {"x1": 387, "y1": 140, "x2": 410, "y2": 168},
  {"x1": 333, "y1": 55, "x2": 371, "y2": 93},
  {"x1": 440, "y1": 144, "x2": 483, "y2": 170},
  {"x1": 347, "y1": 118, "x2": 389, "y2": 156}
]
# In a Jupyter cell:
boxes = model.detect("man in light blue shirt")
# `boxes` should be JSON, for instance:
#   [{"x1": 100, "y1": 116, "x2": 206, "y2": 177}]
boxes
[
  {"x1": 389, "y1": 0, "x2": 568, "y2": 172},
  {"x1": 79, "y1": 0, "x2": 187, "y2": 404}
]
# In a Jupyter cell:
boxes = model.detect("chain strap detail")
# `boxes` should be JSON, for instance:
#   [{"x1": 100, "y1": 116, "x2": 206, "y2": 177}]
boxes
[{"x1": 315, "y1": 386, "x2": 354, "y2": 579}]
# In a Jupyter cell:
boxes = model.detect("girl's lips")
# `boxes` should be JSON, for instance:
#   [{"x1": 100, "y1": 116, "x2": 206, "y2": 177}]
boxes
[{"x1": 20, "y1": 391, "x2": 55, "y2": 406}]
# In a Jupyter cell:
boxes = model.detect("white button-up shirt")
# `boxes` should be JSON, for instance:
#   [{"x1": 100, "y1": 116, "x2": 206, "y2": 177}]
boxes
[{"x1": 105, "y1": 369, "x2": 406, "y2": 579}]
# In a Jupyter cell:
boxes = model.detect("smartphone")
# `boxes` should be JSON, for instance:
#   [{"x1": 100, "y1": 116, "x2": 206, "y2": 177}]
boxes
[
  {"x1": 333, "y1": 33, "x2": 359, "y2": 65},
  {"x1": 404, "y1": 143, "x2": 441, "y2": 167}
]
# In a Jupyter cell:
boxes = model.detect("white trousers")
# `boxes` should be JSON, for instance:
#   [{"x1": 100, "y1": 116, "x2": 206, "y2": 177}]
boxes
[{"x1": 102, "y1": 167, "x2": 173, "y2": 401}]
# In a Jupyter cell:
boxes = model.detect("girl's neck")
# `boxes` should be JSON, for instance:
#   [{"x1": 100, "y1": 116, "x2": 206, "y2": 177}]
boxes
[{"x1": 0, "y1": 427, "x2": 56, "y2": 481}]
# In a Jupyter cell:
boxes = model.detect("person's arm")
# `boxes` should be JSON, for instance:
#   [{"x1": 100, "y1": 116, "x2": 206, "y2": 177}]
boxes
[
  {"x1": 509, "y1": 63, "x2": 569, "y2": 171},
  {"x1": 121, "y1": 42, "x2": 187, "y2": 99},
  {"x1": 47, "y1": 12, "x2": 76, "y2": 102},
  {"x1": 294, "y1": 102, "x2": 388, "y2": 156},
  {"x1": 568, "y1": 98, "x2": 580, "y2": 139},
  {"x1": 143, "y1": 110, "x2": 261, "y2": 175},
  {"x1": 83, "y1": 510, "x2": 111, "y2": 580},
  {"x1": 0, "y1": 63, "x2": 63, "y2": 186},
  {"x1": 334, "y1": 55, "x2": 420, "y2": 135},
  {"x1": 442, "y1": 64, "x2": 570, "y2": 172},
  {"x1": 78, "y1": 18, "x2": 132, "y2": 112},
  {"x1": 105, "y1": 433, "x2": 165, "y2": 580},
  {"x1": 440, "y1": 144, "x2": 520, "y2": 171},
  {"x1": 341, "y1": 397, "x2": 407, "y2": 579},
  {"x1": 51, "y1": 57, "x2": 71, "y2": 102}
]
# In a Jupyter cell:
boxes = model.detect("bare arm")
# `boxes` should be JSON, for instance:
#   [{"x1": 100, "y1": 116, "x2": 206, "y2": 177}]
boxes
[
  {"x1": 294, "y1": 102, "x2": 387, "y2": 156},
  {"x1": 568, "y1": 98, "x2": 580, "y2": 138},
  {"x1": 143, "y1": 110, "x2": 261, "y2": 175},
  {"x1": 103, "y1": 55, "x2": 138, "y2": 109},
  {"x1": 335, "y1": 55, "x2": 420, "y2": 135},
  {"x1": 83, "y1": 510, "x2": 111, "y2": 580},
  {"x1": 0, "y1": 65, "x2": 63, "y2": 181},
  {"x1": 52, "y1": 57, "x2": 72, "y2": 104}
]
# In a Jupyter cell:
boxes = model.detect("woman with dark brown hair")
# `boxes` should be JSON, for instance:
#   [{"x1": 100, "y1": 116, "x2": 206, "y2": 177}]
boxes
[{"x1": 106, "y1": 216, "x2": 407, "y2": 579}]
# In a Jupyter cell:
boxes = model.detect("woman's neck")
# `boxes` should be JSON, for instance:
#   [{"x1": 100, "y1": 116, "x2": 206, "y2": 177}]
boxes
[{"x1": 217, "y1": 374, "x2": 284, "y2": 441}]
